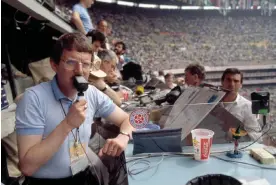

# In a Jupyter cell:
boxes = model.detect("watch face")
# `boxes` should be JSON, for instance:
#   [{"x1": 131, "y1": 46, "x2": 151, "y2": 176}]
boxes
[{"x1": 129, "y1": 109, "x2": 149, "y2": 129}]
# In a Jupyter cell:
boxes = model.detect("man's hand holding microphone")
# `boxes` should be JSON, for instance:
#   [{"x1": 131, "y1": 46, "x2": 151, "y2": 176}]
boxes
[{"x1": 64, "y1": 100, "x2": 88, "y2": 130}]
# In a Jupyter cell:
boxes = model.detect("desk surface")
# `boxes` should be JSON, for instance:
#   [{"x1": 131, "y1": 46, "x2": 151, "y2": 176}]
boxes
[{"x1": 126, "y1": 143, "x2": 276, "y2": 185}]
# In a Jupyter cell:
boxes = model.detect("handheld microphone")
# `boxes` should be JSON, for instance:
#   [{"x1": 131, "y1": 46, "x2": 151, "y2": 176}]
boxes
[
  {"x1": 73, "y1": 76, "x2": 89, "y2": 131},
  {"x1": 135, "y1": 85, "x2": 144, "y2": 95},
  {"x1": 73, "y1": 76, "x2": 89, "y2": 101}
]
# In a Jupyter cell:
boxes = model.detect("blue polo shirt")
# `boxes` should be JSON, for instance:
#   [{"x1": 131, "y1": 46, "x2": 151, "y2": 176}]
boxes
[
  {"x1": 15, "y1": 76, "x2": 115, "y2": 178},
  {"x1": 72, "y1": 3, "x2": 93, "y2": 33}
]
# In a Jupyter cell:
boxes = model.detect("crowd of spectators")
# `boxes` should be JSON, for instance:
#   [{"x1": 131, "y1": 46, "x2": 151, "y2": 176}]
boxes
[
  {"x1": 67, "y1": 3, "x2": 276, "y2": 124},
  {"x1": 91, "y1": 9, "x2": 276, "y2": 71},
  {"x1": 89, "y1": 8, "x2": 276, "y2": 122}
]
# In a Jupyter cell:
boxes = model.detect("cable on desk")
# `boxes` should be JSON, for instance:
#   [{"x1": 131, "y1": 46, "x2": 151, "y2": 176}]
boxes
[
  {"x1": 113, "y1": 153, "x2": 189, "y2": 182},
  {"x1": 128, "y1": 159, "x2": 152, "y2": 175},
  {"x1": 109, "y1": 155, "x2": 152, "y2": 184},
  {"x1": 128, "y1": 154, "x2": 165, "y2": 176},
  {"x1": 211, "y1": 155, "x2": 276, "y2": 170},
  {"x1": 109, "y1": 155, "x2": 159, "y2": 184},
  {"x1": 238, "y1": 124, "x2": 272, "y2": 151},
  {"x1": 114, "y1": 154, "x2": 163, "y2": 180}
]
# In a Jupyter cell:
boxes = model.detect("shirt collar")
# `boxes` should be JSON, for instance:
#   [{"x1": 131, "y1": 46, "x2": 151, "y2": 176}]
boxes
[
  {"x1": 234, "y1": 94, "x2": 241, "y2": 104},
  {"x1": 51, "y1": 75, "x2": 68, "y2": 101},
  {"x1": 222, "y1": 93, "x2": 240, "y2": 107}
]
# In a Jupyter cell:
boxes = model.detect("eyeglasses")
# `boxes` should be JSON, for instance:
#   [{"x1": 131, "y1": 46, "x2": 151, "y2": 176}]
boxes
[{"x1": 62, "y1": 58, "x2": 92, "y2": 71}]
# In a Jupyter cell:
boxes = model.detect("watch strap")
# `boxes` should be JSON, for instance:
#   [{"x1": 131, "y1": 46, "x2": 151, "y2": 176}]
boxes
[
  {"x1": 100, "y1": 85, "x2": 108, "y2": 92},
  {"x1": 120, "y1": 131, "x2": 130, "y2": 139}
]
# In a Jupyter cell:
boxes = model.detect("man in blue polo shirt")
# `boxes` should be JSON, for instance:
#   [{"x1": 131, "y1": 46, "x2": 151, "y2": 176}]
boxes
[
  {"x1": 16, "y1": 32, "x2": 134, "y2": 185},
  {"x1": 72, "y1": 0, "x2": 94, "y2": 34}
]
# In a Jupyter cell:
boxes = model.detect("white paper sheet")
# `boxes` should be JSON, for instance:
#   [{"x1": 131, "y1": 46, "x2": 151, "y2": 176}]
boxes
[{"x1": 164, "y1": 86, "x2": 225, "y2": 140}]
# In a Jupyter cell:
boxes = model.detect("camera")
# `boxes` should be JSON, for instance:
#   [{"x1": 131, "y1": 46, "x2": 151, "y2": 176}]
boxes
[{"x1": 251, "y1": 92, "x2": 270, "y2": 115}]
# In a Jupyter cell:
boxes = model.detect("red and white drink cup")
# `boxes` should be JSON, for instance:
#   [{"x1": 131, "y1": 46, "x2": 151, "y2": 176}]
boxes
[
  {"x1": 122, "y1": 90, "x2": 129, "y2": 102},
  {"x1": 191, "y1": 129, "x2": 214, "y2": 161}
]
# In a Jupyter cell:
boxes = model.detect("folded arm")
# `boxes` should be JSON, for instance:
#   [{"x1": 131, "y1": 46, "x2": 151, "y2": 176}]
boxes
[{"x1": 89, "y1": 76, "x2": 122, "y2": 106}]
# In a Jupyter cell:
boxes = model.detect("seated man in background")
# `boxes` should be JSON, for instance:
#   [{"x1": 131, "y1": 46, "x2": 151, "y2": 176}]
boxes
[
  {"x1": 184, "y1": 63, "x2": 205, "y2": 87},
  {"x1": 220, "y1": 68, "x2": 262, "y2": 140},
  {"x1": 164, "y1": 73, "x2": 177, "y2": 89},
  {"x1": 86, "y1": 30, "x2": 106, "y2": 55},
  {"x1": 96, "y1": 20, "x2": 111, "y2": 49},
  {"x1": 114, "y1": 41, "x2": 126, "y2": 71},
  {"x1": 97, "y1": 20, "x2": 108, "y2": 36},
  {"x1": 98, "y1": 50, "x2": 124, "y2": 98},
  {"x1": 88, "y1": 52, "x2": 122, "y2": 106},
  {"x1": 15, "y1": 33, "x2": 134, "y2": 185},
  {"x1": 86, "y1": 31, "x2": 123, "y2": 106},
  {"x1": 71, "y1": 0, "x2": 94, "y2": 34}
]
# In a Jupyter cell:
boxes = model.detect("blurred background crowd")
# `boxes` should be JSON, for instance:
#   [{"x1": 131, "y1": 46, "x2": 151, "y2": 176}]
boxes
[{"x1": 92, "y1": 9, "x2": 276, "y2": 71}]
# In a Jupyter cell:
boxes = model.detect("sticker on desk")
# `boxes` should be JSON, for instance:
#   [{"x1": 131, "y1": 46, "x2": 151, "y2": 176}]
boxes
[{"x1": 129, "y1": 109, "x2": 149, "y2": 129}]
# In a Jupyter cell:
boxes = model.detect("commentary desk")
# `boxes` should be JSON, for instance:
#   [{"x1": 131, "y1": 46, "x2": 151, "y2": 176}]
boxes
[{"x1": 125, "y1": 143, "x2": 276, "y2": 185}]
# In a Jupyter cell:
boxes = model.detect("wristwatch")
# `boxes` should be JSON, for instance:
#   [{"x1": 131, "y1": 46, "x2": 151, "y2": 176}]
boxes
[
  {"x1": 120, "y1": 131, "x2": 130, "y2": 139},
  {"x1": 100, "y1": 84, "x2": 108, "y2": 92}
]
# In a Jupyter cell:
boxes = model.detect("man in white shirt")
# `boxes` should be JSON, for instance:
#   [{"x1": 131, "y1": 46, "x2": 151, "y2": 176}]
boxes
[{"x1": 221, "y1": 68, "x2": 262, "y2": 140}]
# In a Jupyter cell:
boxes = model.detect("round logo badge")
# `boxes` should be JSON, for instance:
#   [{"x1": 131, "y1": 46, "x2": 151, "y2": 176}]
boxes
[{"x1": 129, "y1": 109, "x2": 149, "y2": 129}]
